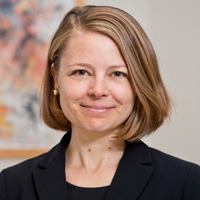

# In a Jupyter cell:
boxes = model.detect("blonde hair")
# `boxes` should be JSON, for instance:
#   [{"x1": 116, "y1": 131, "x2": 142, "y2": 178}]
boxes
[{"x1": 41, "y1": 5, "x2": 172, "y2": 142}]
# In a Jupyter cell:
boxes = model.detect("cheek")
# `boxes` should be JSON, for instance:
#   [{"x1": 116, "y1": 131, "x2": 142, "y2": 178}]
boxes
[
  {"x1": 58, "y1": 81, "x2": 85, "y2": 120},
  {"x1": 112, "y1": 83, "x2": 135, "y2": 106},
  {"x1": 58, "y1": 79, "x2": 88, "y2": 103}
]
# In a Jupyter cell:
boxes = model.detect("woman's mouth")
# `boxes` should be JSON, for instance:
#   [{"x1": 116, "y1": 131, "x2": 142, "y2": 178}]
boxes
[{"x1": 81, "y1": 105, "x2": 114, "y2": 113}]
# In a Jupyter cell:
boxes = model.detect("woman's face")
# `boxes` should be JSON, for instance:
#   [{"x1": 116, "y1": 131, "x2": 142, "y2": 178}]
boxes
[{"x1": 52, "y1": 31, "x2": 136, "y2": 134}]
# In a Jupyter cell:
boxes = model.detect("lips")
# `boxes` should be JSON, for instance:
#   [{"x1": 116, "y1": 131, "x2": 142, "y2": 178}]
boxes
[{"x1": 81, "y1": 105, "x2": 114, "y2": 112}]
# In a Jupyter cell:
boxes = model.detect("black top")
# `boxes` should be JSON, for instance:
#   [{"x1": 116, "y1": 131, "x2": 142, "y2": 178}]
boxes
[
  {"x1": 1, "y1": 132, "x2": 200, "y2": 200},
  {"x1": 66, "y1": 182, "x2": 110, "y2": 200}
]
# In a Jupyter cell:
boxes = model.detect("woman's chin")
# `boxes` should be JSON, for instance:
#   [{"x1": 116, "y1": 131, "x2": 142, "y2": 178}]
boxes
[{"x1": 75, "y1": 120, "x2": 117, "y2": 134}]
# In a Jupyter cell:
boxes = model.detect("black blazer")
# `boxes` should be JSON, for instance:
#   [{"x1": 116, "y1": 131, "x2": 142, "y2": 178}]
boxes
[{"x1": 0, "y1": 132, "x2": 200, "y2": 200}]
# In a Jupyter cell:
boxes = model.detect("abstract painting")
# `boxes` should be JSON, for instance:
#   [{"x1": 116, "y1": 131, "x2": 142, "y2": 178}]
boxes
[{"x1": 0, "y1": 0, "x2": 83, "y2": 157}]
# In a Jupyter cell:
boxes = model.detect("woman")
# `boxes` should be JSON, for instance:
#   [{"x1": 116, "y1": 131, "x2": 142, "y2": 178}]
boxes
[{"x1": 0, "y1": 5, "x2": 200, "y2": 200}]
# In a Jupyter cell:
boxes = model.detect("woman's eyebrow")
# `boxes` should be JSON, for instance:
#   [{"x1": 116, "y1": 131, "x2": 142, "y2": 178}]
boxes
[
  {"x1": 67, "y1": 63, "x2": 127, "y2": 69},
  {"x1": 108, "y1": 65, "x2": 127, "y2": 70},
  {"x1": 67, "y1": 63, "x2": 93, "y2": 68}
]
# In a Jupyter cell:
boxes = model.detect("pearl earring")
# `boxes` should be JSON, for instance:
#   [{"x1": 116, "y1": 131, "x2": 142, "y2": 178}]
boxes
[{"x1": 53, "y1": 89, "x2": 59, "y2": 95}]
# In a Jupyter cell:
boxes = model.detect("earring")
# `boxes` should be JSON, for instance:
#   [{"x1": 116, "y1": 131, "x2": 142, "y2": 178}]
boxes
[{"x1": 53, "y1": 89, "x2": 59, "y2": 95}]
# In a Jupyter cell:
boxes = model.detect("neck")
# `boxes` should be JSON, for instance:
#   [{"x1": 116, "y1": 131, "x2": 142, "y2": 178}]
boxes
[{"x1": 65, "y1": 128, "x2": 126, "y2": 173}]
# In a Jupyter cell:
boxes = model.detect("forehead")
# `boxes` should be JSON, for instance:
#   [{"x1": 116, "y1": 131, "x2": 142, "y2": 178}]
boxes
[
  {"x1": 62, "y1": 31, "x2": 119, "y2": 54},
  {"x1": 60, "y1": 31, "x2": 127, "y2": 68}
]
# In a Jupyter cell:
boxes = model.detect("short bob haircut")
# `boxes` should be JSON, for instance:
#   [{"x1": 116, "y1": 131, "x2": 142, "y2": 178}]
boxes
[{"x1": 41, "y1": 5, "x2": 172, "y2": 142}]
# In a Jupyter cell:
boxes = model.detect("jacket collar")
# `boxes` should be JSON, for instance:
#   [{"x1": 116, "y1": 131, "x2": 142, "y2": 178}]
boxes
[
  {"x1": 105, "y1": 141, "x2": 153, "y2": 200},
  {"x1": 33, "y1": 133, "x2": 71, "y2": 200},
  {"x1": 33, "y1": 132, "x2": 153, "y2": 200}
]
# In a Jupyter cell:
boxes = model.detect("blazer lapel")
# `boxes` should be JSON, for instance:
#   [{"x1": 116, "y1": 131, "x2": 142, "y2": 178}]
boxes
[
  {"x1": 33, "y1": 133, "x2": 71, "y2": 200},
  {"x1": 33, "y1": 168, "x2": 68, "y2": 200},
  {"x1": 105, "y1": 141, "x2": 153, "y2": 200},
  {"x1": 33, "y1": 133, "x2": 153, "y2": 200}
]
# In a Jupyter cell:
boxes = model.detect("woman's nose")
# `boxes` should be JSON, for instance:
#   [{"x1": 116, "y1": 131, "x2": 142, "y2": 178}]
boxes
[{"x1": 87, "y1": 78, "x2": 110, "y2": 98}]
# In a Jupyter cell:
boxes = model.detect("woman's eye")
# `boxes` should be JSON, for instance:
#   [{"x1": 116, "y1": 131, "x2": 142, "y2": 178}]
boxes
[
  {"x1": 74, "y1": 70, "x2": 88, "y2": 76},
  {"x1": 112, "y1": 72, "x2": 125, "y2": 77}
]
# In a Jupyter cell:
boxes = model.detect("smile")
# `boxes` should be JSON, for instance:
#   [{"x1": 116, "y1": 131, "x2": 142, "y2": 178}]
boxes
[{"x1": 81, "y1": 105, "x2": 114, "y2": 113}]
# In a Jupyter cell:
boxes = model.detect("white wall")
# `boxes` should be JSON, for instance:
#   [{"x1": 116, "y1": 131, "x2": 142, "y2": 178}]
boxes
[
  {"x1": 1, "y1": 0, "x2": 200, "y2": 171},
  {"x1": 146, "y1": 0, "x2": 200, "y2": 164},
  {"x1": 85, "y1": 0, "x2": 200, "y2": 164}
]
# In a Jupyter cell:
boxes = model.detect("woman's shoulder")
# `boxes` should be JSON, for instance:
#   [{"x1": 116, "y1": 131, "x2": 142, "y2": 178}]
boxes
[
  {"x1": 0, "y1": 152, "x2": 46, "y2": 178},
  {"x1": 0, "y1": 134, "x2": 68, "y2": 177},
  {"x1": 148, "y1": 146, "x2": 200, "y2": 198},
  {"x1": 148, "y1": 145, "x2": 200, "y2": 186},
  {"x1": 129, "y1": 140, "x2": 200, "y2": 170},
  {"x1": 128, "y1": 140, "x2": 200, "y2": 182},
  {"x1": 149, "y1": 146, "x2": 200, "y2": 169},
  {"x1": 0, "y1": 153, "x2": 48, "y2": 199}
]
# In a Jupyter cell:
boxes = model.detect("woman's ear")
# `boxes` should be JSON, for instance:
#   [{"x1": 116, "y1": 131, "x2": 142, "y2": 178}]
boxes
[{"x1": 51, "y1": 63, "x2": 58, "y2": 89}]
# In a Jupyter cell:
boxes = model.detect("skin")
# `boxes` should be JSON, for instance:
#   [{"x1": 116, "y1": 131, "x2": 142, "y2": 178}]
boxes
[{"x1": 51, "y1": 31, "x2": 136, "y2": 187}]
